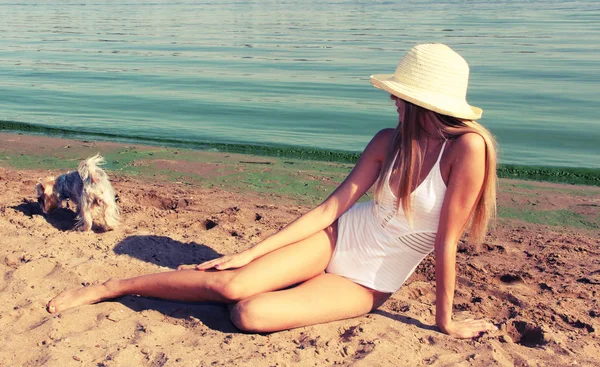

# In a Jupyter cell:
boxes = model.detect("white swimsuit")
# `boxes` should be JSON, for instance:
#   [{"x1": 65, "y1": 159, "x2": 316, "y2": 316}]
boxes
[{"x1": 326, "y1": 141, "x2": 447, "y2": 293}]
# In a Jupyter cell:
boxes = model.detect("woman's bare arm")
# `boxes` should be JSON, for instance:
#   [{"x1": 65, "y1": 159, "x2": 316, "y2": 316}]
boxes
[
  {"x1": 434, "y1": 133, "x2": 496, "y2": 338},
  {"x1": 197, "y1": 129, "x2": 393, "y2": 270},
  {"x1": 248, "y1": 129, "x2": 391, "y2": 257}
]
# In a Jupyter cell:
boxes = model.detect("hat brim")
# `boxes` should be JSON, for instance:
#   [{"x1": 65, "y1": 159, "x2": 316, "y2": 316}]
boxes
[{"x1": 370, "y1": 74, "x2": 482, "y2": 120}]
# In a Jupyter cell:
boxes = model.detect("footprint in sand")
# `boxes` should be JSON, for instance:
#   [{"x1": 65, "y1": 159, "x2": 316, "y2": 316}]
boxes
[{"x1": 506, "y1": 320, "x2": 547, "y2": 347}]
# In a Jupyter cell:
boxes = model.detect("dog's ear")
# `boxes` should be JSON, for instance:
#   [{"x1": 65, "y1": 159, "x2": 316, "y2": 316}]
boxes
[{"x1": 35, "y1": 182, "x2": 44, "y2": 197}]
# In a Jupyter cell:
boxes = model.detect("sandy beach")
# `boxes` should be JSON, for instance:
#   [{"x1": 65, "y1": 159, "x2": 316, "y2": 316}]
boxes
[{"x1": 0, "y1": 133, "x2": 599, "y2": 367}]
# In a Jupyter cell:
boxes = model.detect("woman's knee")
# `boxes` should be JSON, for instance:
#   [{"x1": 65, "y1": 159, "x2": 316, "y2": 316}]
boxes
[
  {"x1": 230, "y1": 298, "x2": 269, "y2": 333},
  {"x1": 215, "y1": 274, "x2": 252, "y2": 302}
]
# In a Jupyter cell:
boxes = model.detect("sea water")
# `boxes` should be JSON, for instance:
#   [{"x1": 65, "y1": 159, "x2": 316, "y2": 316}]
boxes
[{"x1": 0, "y1": 0, "x2": 598, "y2": 168}]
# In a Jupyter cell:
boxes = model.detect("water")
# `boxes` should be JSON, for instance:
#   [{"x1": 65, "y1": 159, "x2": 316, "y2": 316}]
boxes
[{"x1": 0, "y1": 0, "x2": 598, "y2": 168}]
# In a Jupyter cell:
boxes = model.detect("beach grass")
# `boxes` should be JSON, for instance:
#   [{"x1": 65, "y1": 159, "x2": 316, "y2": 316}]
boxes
[
  {"x1": 498, "y1": 207, "x2": 599, "y2": 230},
  {"x1": 497, "y1": 164, "x2": 600, "y2": 187}
]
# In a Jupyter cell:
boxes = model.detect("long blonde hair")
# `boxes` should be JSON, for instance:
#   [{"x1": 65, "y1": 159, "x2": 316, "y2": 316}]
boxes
[{"x1": 374, "y1": 101, "x2": 497, "y2": 244}]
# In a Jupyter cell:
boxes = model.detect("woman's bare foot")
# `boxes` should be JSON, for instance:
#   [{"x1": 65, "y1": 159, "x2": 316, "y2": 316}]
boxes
[{"x1": 46, "y1": 279, "x2": 120, "y2": 314}]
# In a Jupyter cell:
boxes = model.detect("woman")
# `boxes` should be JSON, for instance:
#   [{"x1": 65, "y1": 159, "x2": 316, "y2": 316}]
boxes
[{"x1": 47, "y1": 43, "x2": 497, "y2": 339}]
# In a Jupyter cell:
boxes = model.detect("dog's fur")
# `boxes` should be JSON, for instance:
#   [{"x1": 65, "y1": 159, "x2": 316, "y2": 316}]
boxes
[{"x1": 35, "y1": 154, "x2": 119, "y2": 231}]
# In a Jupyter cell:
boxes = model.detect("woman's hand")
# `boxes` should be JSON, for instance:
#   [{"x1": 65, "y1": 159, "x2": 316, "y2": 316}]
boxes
[
  {"x1": 440, "y1": 319, "x2": 497, "y2": 339},
  {"x1": 178, "y1": 250, "x2": 256, "y2": 271}
]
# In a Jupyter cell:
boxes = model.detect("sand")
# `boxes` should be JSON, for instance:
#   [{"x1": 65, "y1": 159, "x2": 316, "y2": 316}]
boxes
[{"x1": 0, "y1": 133, "x2": 599, "y2": 367}]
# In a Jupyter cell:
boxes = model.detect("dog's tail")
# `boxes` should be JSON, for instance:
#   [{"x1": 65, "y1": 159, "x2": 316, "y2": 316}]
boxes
[{"x1": 78, "y1": 153, "x2": 107, "y2": 185}]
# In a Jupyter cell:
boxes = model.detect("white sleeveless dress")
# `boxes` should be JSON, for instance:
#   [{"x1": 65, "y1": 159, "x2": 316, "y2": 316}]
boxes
[{"x1": 326, "y1": 141, "x2": 448, "y2": 293}]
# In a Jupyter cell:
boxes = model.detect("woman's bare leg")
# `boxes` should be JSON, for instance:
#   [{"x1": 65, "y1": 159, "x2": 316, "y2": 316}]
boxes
[
  {"x1": 47, "y1": 226, "x2": 337, "y2": 313},
  {"x1": 231, "y1": 273, "x2": 390, "y2": 333}
]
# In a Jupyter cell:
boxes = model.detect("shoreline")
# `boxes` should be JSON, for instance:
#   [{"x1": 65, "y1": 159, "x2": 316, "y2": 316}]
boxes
[{"x1": 2, "y1": 122, "x2": 599, "y2": 187}]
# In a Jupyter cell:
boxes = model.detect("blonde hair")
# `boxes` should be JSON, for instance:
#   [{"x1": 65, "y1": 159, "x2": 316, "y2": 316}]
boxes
[{"x1": 374, "y1": 101, "x2": 497, "y2": 244}]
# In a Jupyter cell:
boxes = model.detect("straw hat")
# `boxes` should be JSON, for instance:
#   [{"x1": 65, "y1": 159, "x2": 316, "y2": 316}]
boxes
[{"x1": 370, "y1": 43, "x2": 482, "y2": 120}]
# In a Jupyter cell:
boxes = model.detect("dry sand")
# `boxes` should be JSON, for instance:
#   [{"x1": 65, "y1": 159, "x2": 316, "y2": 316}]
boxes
[{"x1": 0, "y1": 134, "x2": 599, "y2": 366}]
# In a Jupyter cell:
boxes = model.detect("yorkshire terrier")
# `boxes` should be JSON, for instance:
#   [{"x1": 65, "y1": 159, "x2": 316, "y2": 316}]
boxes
[{"x1": 35, "y1": 154, "x2": 120, "y2": 231}]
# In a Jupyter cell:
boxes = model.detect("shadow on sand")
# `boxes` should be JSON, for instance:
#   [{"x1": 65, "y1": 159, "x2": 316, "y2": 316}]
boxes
[
  {"x1": 11, "y1": 199, "x2": 78, "y2": 231},
  {"x1": 111, "y1": 235, "x2": 237, "y2": 332},
  {"x1": 372, "y1": 309, "x2": 438, "y2": 333},
  {"x1": 113, "y1": 235, "x2": 222, "y2": 269},
  {"x1": 118, "y1": 295, "x2": 239, "y2": 333}
]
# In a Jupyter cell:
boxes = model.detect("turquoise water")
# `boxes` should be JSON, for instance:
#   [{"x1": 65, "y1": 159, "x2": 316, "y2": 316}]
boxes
[{"x1": 0, "y1": 0, "x2": 598, "y2": 168}]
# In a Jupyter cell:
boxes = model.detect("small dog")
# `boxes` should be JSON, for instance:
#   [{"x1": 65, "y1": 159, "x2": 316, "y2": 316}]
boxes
[{"x1": 35, "y1": 154, "x2": 119, "y2": 231}]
